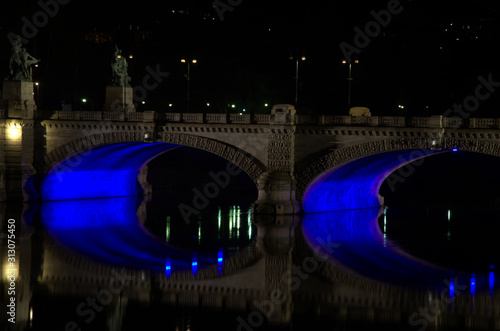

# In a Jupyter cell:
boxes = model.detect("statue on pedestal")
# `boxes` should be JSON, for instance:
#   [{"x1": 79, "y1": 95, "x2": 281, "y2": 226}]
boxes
[
  {"x1": 105, "y1": 45, "x2": 135, "y2": 112},
  {"x1": 111, "y1": 45, "x2": 131, "y2": 87},
  {"x1": 6, "y1": 35, "x2": 40, "y2": 81}
]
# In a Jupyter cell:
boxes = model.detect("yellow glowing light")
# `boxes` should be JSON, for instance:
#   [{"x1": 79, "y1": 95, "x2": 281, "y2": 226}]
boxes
[
  {"x1": 7, "y1": 126, "x2": 21, "y2": 140},
  {"x1": 3, "y1": 261, "x2": 17, "y2": 281}
]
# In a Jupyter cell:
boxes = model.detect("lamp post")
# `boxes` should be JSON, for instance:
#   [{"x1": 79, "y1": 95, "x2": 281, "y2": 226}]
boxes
[
  {"x1": 181, "y1": 58, "x2": 197, "y2": 112},
  {"x1": 342, "y1": 59, "x2": 359, "y2": 110},
  {"x1": 290, "y1": 56, "x2": 306, "y2": 107}
]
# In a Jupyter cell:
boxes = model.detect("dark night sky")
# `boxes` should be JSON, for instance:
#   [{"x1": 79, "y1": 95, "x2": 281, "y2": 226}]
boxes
[{"x1": 1, "y1": 0, "x2": 500, "y2": 116}]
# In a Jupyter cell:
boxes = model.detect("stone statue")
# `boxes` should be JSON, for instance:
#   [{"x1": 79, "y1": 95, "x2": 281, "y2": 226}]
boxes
[
  {"x1": 111, "y1": 45, "x2": 131, "y2": 87},
  {"x1": 7, "y1": 35, "x2": 40, "y2": 81}
]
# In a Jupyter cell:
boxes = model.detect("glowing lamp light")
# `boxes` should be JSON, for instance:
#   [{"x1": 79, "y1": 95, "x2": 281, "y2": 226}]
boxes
[
  {"x1": 489, "y1": 271, "x2": 495, "y2": 295},
  {"x1": 165, "y1": 259, "x2": 172, "y2": 278},
  {"x1": 217, "y1": 249, "x2": 223, "y2": 275},
  {"x1": 452, "y1": 148, "x2": 458, "y2": 152},
  {"x1": 471, "y1": 274, "x2": 476, "y2": 295},
  {"x1": 449, "y1": 277, "x2": 455, "y2": 298},
  {"x1": 7, "y1": 126, "x2": 22, "y2": 140},
  {"x1": 192, "y1": 255, "x2": 198, "y2": 276}
]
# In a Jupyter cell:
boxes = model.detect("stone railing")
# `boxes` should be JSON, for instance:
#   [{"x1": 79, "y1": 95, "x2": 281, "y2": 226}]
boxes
[{"x1": 4, "y1": 110, "x2": 500, "y2": 129}]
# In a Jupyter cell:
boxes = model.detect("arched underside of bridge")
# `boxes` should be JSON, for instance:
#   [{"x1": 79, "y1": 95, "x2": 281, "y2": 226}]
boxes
[
  {"x1": 299, "y1": 138, "x2": 500, "y2": 214},
  {"x1": 302, "y1": 149, "x2": 444, "y2": 213},
  {"x1": 42, "y1": 142, "x2": 180, "y2": 200},
  {"x1": 40, "y1": 133, "x2": 265, "y2": 201}
]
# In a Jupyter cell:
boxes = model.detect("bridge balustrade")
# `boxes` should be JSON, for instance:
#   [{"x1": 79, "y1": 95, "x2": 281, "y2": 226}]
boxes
[
  {"x1": 181, "y1": 113, "x2": 204, "y2": 123},
  {"x1": 442, "y1": 117, "x2": 464, "y2": 128},
  {"x1": 321, "y1": 115, "x2": 350, "y2": 125},
  {"x1": 229, "y1": 113, "x2": 251, "y2": 124},
  {"x1": 5, "y1": 109, "x2": 500, "y2": 130},
  {"x1": 164, "y1": 113, "x2": 181, "y2": 122},
  {"x1": 296, "y1": 114, "x2": 320, "y2": 125},
  {"x1": 378, "y1": 116, "x2": 405, "y2": 127},
  {"x1": 350, "y1": 116, "x2": 378, "y2": 126},
  {"x1": 102, "y1": 111, "x2": 125, "y2": 121},
  {"x1": 57, "y1": 111, "x2": 80, "y2": 120},
  {"x1": 80, "y1": 111, "x2": 102, "y2": 121},
  {"x1": 252, "y1": 114, "x2": 271, "y2": 124},
  {"x1": 470, "y1": 118, "x2": 500, "y2": 129},
  {"x1": 127, "y1": 112, "x2": 144, "y2": 121},
  {"x1": 410, "y1": 117, "x2": 441, "y2": 127},
  {"x1": 206, "y1": 113, "x2": 227, "y2": 123}
]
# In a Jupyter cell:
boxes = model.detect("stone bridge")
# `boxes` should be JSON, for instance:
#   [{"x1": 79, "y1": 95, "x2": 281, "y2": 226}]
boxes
[{"x1": 3, "y1": 103, "x2": 500, "y2": 213}]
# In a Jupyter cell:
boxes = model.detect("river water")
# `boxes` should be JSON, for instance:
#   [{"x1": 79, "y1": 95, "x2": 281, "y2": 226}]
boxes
[{"x1": 3, "y1": 149, "x2": 500, "y2": 330}]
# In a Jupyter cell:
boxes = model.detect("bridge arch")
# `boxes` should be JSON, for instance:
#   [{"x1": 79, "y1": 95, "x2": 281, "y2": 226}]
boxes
[
  {"x1": 297, "y1": 137, "x2": 500, "y2": 213},
  {"x1": 39, "y1": 132, "x2": 266, "y2": 201}
]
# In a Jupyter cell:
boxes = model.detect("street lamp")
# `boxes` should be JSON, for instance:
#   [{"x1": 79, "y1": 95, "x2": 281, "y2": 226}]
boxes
[
  {"x1": 342, "y1": 59, "x2": 359, "y2": 110},
  {"x1": 181, "y1": 58, "x2": 197, "y2": 112},
  {"x1": 34, "y1": 82, "x2": 40, "y2": 105},
  {"x1": 290, "y1": 55, "x2": 306, "y2": 107}
]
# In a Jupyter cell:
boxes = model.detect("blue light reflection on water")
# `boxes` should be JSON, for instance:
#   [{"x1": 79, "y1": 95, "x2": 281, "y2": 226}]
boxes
[
  {"x1": 302, "y1": 208, "x2": 492, "y2": 291},
  {"x1": 302, "y1": 149, "x2": 443, "y2": 213},
  {"x1": 41, "y1": 196, "x2": 228, "y2": 273},
  {"x1": 41, "y1": 142, "x2": 181, "y2": 201}
]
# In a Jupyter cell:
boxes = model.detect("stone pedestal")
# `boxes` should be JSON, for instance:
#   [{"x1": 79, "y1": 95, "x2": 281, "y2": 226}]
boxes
[
  {"x1": 1, "y1": 81, "x2": 36, "y2": 119},
  {"x1": 104, "y1": 86, "x2": 135, "y2": 112},
  {"x1": 252, "y1": 171, "x2": 301, "y2": 215}
]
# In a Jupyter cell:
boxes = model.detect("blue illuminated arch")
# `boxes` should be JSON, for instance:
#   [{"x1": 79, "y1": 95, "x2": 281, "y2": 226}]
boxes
[
  {"x1": 302, "y1": 149, "x2": 446, "y2": 213},
  {"x1": 41, "y1": 142, "x2": 181, "y2": 201}
]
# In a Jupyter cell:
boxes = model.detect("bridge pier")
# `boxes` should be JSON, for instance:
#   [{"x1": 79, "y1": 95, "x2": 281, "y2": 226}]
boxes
[
  {"x1": 137, "y1": 164, "x2": 152, "y2": 195},
  {"x1": 1, "y1": 81, "x2": 43, "y2": 202},
  {"x1": 252, "y1": 170, "x2": 301, "y2": 215}
]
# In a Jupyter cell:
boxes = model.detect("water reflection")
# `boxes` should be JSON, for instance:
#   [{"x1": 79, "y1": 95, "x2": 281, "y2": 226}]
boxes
[
  {"x1": 302, "y1": 207, "x2": 455, "y2": 289},
  {"x1": 302, "y1": 207, "x2": 497, "y2": 294},
  {"x1": 5, "y1": 198, "x2": 500, "y2": 331},
  {"x1": 40, "y1": 196, "x2": 256, "y2": 274}
]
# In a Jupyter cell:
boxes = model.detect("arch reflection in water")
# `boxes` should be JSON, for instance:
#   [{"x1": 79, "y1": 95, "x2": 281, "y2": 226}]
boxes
[
  {"x1": 302, "y1": 207, "x2": 461, "y2": 289},
  {"x1": 40, "y1": 197, "x2": 253, "y2": 275}
]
